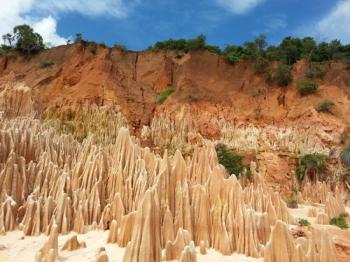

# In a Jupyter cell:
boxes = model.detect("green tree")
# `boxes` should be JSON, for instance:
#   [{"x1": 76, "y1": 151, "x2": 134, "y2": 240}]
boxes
[
  {"x1": 295, "y1": 153, "x2": 327, "y2": 182},
  {"x1": 2, "y1": 33, "x2": 14, "y2": 46},
  {"x1": 301, "y1": 37, "x2": 317, "y2": 62},
  {"x1": 13, "y1": 24, "x2": 44, "y2": 54},
  {"x1": 254, "y1": 34, "x2": 267, "y2": 55},
  {"x1": 279, "y1": 37, "x2": 302, "y2": 64}
]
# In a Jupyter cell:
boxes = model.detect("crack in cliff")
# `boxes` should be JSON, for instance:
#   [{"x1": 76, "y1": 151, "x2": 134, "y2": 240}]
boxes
[{"x1": 133, "y1": 52, "x2": 139, "y2": 81}]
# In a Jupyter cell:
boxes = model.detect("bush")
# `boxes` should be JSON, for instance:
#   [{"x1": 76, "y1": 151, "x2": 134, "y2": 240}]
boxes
[
  {"x1": 297, "y1": 79, "x2": 318, "y2": 96},
  {"x1": 286, "y1": 196, "x2": 298, "y2": 208},
  {"x1": 340, "y1": 146, "x2": 350, "y2": 167},
  {"x1": 295, "y1": 153, "x2": 327, "y2": 182},
  {"x1": 114, "y1": 44, "x2": 127, "y2": 51},
  {"x1": 88, "y1": 44, "x2": 97, "y2": 54},
  {"x1": 316, "y1": 99, "x2": 334, "y2": 113},
  {"x1": 298, "y1": 218, "x2": 310, "y2": 227},
  {"x1": 330, "y1": 213, "x2": 349, "y2": 229},
  {"x1": 215, "y1": 143, "x2": 244, "y2": 177},
  {"x1": 0, "y1": 44, "x2": 15, "y2": 56},
  {"x1": 273, "y1": 64, "x2": 293, "y2": 86},
  {"x1": 39, "y1": 60, "x2": 54, "y2": 68},
  {"x1": 306, "y1": 66, "x2": 325, "y2": 78},
  {"x1": 156, "y1": 87, "x2": 176, "y2": 103},
  {"x1": 254, "y1": 58, "x2": 269, "y2": 74}
]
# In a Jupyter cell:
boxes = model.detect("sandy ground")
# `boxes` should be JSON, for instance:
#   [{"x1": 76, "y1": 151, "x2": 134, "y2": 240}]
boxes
[{"x1": 0, "y1": 230, "x2": 262, "y2": 262}]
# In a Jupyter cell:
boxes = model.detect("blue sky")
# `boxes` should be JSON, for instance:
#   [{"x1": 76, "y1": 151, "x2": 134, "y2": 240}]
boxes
[{"x1": 2, "y1": 0, "x2": 350, "y2": 50}]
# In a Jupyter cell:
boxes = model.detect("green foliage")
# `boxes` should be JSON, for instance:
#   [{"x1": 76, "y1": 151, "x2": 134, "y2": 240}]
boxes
[
  {"x1": 244, "y1": 166, "x2": 254, "y2": 181},
  {"x1": 156, "y1": 87, "x2": 176, "y2": 103},
  {"x1": 205, "y1": 45, "x2": 221, "y2": 55},
  {"x1": 113, "y1": 44, "x2": 127, "y2": 51},
  {"x1": 286, "y1": 196, "x2": 298, "y2": 208},
  {"x1": 39, "y1": 60, "x2": 54, "y2": 68},
  {"x1": 340, "y1": 146, "x2": 350, "y2": 167},
  {"x1": 295, "y1": 153, "x2": 327, "y2": 182},
  {"x1": 254, "y1": 58, "x2": 269, "y2": 74},
  {"x1": 149, "y1": 34, "x2": 220, "y2": 54},
  {"x1": 13, "y1": 24, "x2": 44, "y2": 54},
  {"x1": 75, "y1": 33, "x2": 83, "y2": 43},
  {"x1": 330, "y1": 213, "x2": 349, "y2": 229},
  {"x1": 268, "y1": 64, "x2": 293, "y2": 87},
  {"x1": 297, "y1": 79, "x2": 319, "y2": 96},
  {"x1": 127, "y1": 96, "x2": 135, "y2": 102},
  {"x1": 99, "y1": 42, "x2": 107, "y2": 48},
  {"x1": 306, "y1": 66, "x2": 326, "y2": 79},
  {"x1": 88, "y1": 44, "x2": 97, "y2": 54},
  {"x1": 316, "y1": 99, "x2": 334, "y2": 113},
  {"x1": 298, "y1": 218, "x2": 311, "y2": 227},
  {"x1": 215, "y1": 143, "x2": 244, "y2": 177},
  {"x1": 0, "y1": 44, "x2": 15, "y2": 56}
]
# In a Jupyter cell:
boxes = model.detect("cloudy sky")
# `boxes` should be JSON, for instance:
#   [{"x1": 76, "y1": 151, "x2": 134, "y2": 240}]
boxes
[{"x1": 1, "y1": 0, "x2": 350, "y2": 49}]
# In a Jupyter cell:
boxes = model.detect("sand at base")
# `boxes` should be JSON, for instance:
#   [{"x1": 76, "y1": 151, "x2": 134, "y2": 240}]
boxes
[{"x1": 0, "y1": 230, "x2": 262, "y2": 262}]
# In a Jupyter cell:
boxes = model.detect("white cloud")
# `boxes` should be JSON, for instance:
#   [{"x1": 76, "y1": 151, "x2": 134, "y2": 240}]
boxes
[
  {"x1": 0, "y1": 0, "x2": 138, "y2": 46},
  {"x1": 215, "y1": 0, "x2": 265, "y2": 14},
  {"x1": 313, "y1": 0, "x2": 350, "y2": 42},
  {"x1": 33, "y1": 16, "x2": 67, "y2": 46},
  {"x1": 37, "y1": 0, "x2": 132, "y2": 18}
]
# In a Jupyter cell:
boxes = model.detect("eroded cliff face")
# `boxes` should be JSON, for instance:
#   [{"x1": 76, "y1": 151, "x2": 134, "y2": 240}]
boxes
[
  {"x1": 0, "y1": 118, "x2": 349, "y2": 262},
  {"x1": 1, "y1": 43, "x2": 350, "y2": 186}
]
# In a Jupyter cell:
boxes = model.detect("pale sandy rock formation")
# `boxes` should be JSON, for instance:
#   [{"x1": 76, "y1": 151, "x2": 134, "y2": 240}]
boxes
[
  {"x1": 95, "y1": 247, "x2": 109, "y2": 262},
  {"x1": 0, "y1": 118, "x2": 347, "y2": 261},
  {"x1": 61, "y1": 235, "x2": 86, "y2": 251},
  {"x1": 36, "y1": 224, "x2": 58, "y2": 262}
]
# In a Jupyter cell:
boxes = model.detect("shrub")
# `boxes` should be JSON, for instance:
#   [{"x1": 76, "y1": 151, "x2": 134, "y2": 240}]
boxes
[
  {"x1": 215, "y1": 143, "x2": 244, "y2": 177},
  {"x1": 295, "y1": 153, "x2": 327, "y2": 182},
  {"x1": 88, "y1": 44, "x2": 97, "y2": 54},
  {"x1": 306, "y1": 66, "x2": 325, "y2": 78},
  {"x1": 244, "y1": 166, "x2": 253, "y2": 181},
  {"x1": 127, "y1": 96, "x2": 135, "y2": 102},
  {"x1": 113, "y1": 44, "x2": 127, "y2": 51},
  {"x1": 316, "y1": 99, "x2": 334, "y2": 113},
  {"x1": 330, "y1": 213, "x2": 349, "y2": 229},
  {"x1": 254, "y1": 58, "x2": 269, "y2": 74},
  {"x1": 156, "y1": 87, "x2": 176, "y2": 103},
  {"x1": 39, "y1": 60, "x2": 54, "y2": 68},
  {"x1": 298, "y1": 218, "x2": 310, "y2": 227},
  {"x1": 297, "y1": 79, "x2": 318, "y2": 96},
  {"x1": 273, "y1": 64, "x2": 293, "y2": 86},
  {"x1": 340, "y1": 146, "x2": 350, "y2": 167},
  {"x1": 0, "y1": 44, "x2": 15, "y2": 56},
  {"x1": 286, "y1": 196, "x2": 298, "y2": 208}
]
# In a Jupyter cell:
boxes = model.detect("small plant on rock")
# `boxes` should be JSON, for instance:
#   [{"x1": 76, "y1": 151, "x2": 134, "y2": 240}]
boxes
[
  {"x1": 295, "y1": 153, "x2": 327, "y2": 182},
  {"x1": 306, "y1": 66, "x2": 325, "y2": 79},
  {"x1": 330, "y1": 213, "x2": 349, "y2": 229},
  {"x1": 39, "y1": 60, "x2": 54, "y2": 68},
  {"x1": 156, "y1": 87, "x2": 176, "y2": 103},
  {"x1": 215, "y1": 143, "x2": 244, "y2": 177},
  {"x1": 286, "y1": 196, "x2": 298, "y2": 208},
  {"x1": 297, "y1": 79, "x2": 318, "y2": 96},
  {"x1": 316, "y1": 99, "x2": 335, "y2": 113},
  {"x1": 340, "y1": 146, "x2": 350, "y2": 167},
  {"x1": 298, "y1": 218, "x2": 310, "y2": 227}
]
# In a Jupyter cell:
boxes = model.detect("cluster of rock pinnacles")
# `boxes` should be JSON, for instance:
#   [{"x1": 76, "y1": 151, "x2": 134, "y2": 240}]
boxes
[{"x1": 0, "y1": 118, "x2": 346, "y2": 261}]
